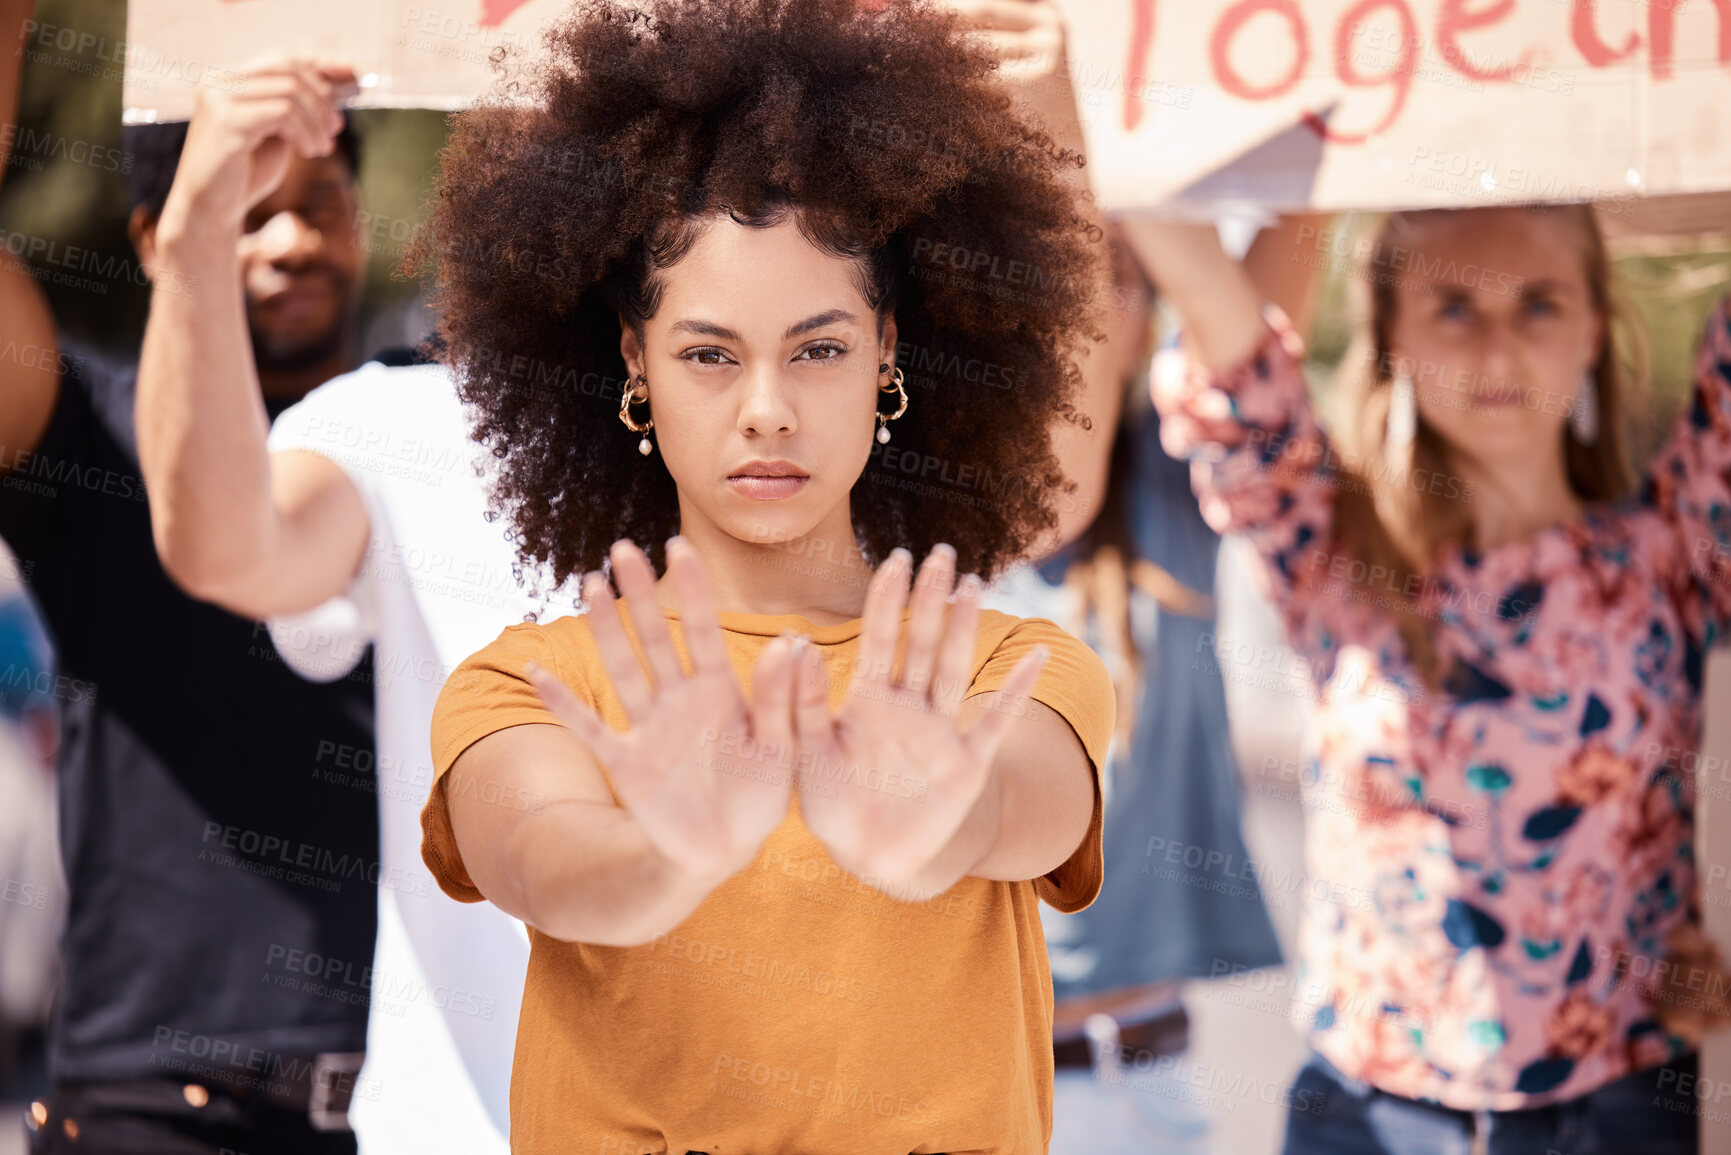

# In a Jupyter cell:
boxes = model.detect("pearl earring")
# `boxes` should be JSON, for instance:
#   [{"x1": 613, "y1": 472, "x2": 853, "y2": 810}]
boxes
[
  {"x1": 618, "y1": 374, "x2": 654, "y2": 456},
  {"x1": 1386, "y1": 371, "x2": 1416, "y2": 457},
  {"x1": 1571, "y1": 370, "x2": 1599, "y2": 446},
  {"x1": 876, "y1": 363, "x2": 907, "y2": 445}
]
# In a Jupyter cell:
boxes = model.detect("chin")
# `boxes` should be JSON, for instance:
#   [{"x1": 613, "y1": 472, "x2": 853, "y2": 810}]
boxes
[
  {"x1": 729, "y1": 520, "x2": 810, "y2": 548},
  {"x1": 249, "y1": 321, "x2": 348, "y2": 374},
  {"x1": 722, "y1": 506, "x2": 826, "y2": 549},
  {"x1": 1435, "y1": 414, "x2": 1564, "y2": 462}
]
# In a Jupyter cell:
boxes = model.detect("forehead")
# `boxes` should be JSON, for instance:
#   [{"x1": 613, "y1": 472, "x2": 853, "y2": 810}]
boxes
[
  {"x1": 652, "y1": 214, "x2": 870, "y2": 320},
  {"x1": 1397, "y1": 208, "x2": 1591, "y2": 294}
]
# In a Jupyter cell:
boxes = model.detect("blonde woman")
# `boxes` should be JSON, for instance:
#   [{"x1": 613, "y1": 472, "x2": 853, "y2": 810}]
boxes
[{"x1": 1125, "y1": 206, "x2": 1730, "y2": 1154}]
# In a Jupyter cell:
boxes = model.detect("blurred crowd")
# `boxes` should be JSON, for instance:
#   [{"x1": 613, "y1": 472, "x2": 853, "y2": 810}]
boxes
[{"x1": 2, "y1": 1, "x2": 1730, "y2": 1154}]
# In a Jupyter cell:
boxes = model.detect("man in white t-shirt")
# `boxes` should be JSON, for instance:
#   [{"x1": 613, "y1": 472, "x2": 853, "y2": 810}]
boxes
[
  {"x1": 133, "y1": 61, "x2": 560, "y2": 1153},
  {"x1": 257, "y1": 360, "x2": 572, "y2": 1153}
]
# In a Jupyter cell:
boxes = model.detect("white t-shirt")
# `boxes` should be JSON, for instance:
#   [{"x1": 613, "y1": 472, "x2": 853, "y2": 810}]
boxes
[{"x1": 264, "y1": 361, "x2": 577, "y2": 1154}]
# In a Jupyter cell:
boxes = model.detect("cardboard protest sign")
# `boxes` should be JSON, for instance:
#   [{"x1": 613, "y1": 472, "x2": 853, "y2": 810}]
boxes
[
  {"x1": 1055, "y1": 0, "x2": 1731, "y2": 213},
  {"x1": 118, "y1": 1, "x2": 554, "y2": 120},
  {"x1": 117, "y1": 0, "x2": 1731, "y2": 212}
]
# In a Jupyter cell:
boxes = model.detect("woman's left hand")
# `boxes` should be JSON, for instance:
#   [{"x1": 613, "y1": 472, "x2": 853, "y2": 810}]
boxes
[{"x1": 789, "y1": 543, "x2": 1048, "y2": 891}]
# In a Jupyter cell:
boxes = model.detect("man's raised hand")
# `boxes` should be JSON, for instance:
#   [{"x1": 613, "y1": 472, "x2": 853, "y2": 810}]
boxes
[{"x1": 160, "y1": 57, "x2": 358, "y2": 242}]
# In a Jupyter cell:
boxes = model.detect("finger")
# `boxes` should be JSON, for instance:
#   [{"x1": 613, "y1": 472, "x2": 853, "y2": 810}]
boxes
[
  {"x1": 580, "y1": 570, "x2": 654, "y2": 721},
  {"x1": 233, "y1": 73, "x2": 341, "y2": 146},
  {"x1": 317, "y1": 63, "x2": 362, "y2": 101},
  {"x1": 609, "y1": 539, "x2": 683, "y2": 690},
  {"x1": 900, "y1": 543, "x2": 956, "y2": 697},
  {"x1": 524, "y1": 661, "x2": 624, "y2": 766},
  {"x1": 224, "y1": 86, "x2": 334, "y2": 158},
  {"x1": 666, "y1": 537, "x2": 732, "y2": 674},
  {"x1": 793, "y1": 637, "x2": 831, "y2": 749},
  {"x1": 277, "y1": 70, "x2": 345, "y2": 146},
  {"x1": 237, "y1": 59, "x2": 358, "y2": 107},
  {"x1": 750, "y1": 637, "x2": 797, "y2": 770},
  {"x1": 849, "y1": 548, "x2": 911, "y2": 699},
  {"x1": 947, "y1": 0, "x2": 1043, "y2": 32},
  {"x1": 932, "y1": 572, "x2": 984, "y2": 718},
  {"x1": 961, "y1": 644, "x2": 1049, "y2": 761},
  {"x1": 987, "y1": 34, "x2": 1048, "y2": 63}
]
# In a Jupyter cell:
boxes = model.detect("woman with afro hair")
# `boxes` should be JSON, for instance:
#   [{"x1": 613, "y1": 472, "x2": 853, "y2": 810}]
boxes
[{"x1": 418, "y1": 0, "x2": 1123, "y2": 1149}]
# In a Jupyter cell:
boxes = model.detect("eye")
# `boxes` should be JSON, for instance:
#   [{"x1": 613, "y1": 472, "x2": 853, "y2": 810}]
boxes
[
  {"x1": 1523, "y1": 296, "x2": 1559, "y2": 319},
  {"x1": 1438, "y1": 297, "x2": 1473, "y2": 323},
  {"x1": 795, "y1": 341, "x2": 848, "y2": 363},
  {"x1": 681, "y1": 347, "x2": 735, "y2": 367}
]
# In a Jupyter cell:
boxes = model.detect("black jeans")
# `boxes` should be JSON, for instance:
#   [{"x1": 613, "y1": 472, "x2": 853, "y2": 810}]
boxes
[
  {"x1": 26, "y1": 1078, "x2": 358, "y2": 1155},
  {"x1": 1282, "y1": 1050, "x2": 1700, "y2": 1155}
]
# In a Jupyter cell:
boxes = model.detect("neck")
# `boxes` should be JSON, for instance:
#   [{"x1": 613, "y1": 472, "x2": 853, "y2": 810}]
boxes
[
  {"x1": 660, "y1": 497, "x2": 877, "y2": 626},
  {"x1": 1451, "y1": 438, "x2": 1582, "y2": 552},
  {"x1": 257, "y1": 340, "x2": 353, "y2": 404}
]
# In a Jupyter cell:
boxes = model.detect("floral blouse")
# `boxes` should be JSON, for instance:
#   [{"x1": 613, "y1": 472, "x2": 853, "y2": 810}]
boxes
[{"x1": 1155, "y1": 296, "x2": 1731, "y2": 1111}]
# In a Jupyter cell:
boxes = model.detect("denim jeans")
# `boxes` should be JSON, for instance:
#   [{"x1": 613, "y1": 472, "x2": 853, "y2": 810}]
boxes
[{"x1": 1281, "y1": 1051, "x2": 1699, "y2": 1155}]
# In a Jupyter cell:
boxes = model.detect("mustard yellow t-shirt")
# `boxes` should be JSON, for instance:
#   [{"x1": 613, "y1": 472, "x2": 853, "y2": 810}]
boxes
[{"x1": 423, "y1": 602, "x2": 1112, "y2": 1155}]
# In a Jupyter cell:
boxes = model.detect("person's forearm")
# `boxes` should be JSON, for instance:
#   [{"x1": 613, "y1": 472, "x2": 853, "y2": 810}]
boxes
[
  {"x1": 136, "y1": 214, "x2": 280, "y2": 602},
  {"x1": 1007, "y1": 69, "x2": 1122, "y2": 554},
  {"x1": 1245, "y1": 213, "x2": 1327, "y2": 337},
  {"x1": 866, "y1": 708, "x2": 1093, "y2": 902},
  {"x1": 502, "y1": 799, "x2": 728, "y2": 946},
  {"x1": 1119, "y1": 216, "x2": 1267, "y2": 374},
  {"x1": 863, "y1": 770, "x2": 1003, "y2": 903}
]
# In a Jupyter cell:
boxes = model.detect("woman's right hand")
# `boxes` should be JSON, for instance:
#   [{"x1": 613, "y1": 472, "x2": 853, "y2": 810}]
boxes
[{"x1": 525, "y1": 537, "x2": 796, "y2": 883}]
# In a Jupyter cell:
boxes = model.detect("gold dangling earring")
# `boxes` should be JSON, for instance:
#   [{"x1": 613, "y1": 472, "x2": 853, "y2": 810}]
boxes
[
  {"x1": 876, "y1": 363, "x2": 907, "y2": 445},
  {"x1": 619, "y1": 374, "x2": 653, "y2": 456}
]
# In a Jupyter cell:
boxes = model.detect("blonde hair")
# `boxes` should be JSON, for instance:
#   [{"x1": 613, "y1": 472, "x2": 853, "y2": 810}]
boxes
[{"x1": 1330, "y1": 204, "x2": 1645, "y2": 683}]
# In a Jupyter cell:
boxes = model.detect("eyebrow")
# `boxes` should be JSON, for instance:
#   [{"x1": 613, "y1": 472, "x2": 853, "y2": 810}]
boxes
[
  {"x1": 669, "y1": 307, "x2": 859, "y2": 342},
  {"x1": 1516, "y1": 278, "x2": 1569, "y2": 297}
]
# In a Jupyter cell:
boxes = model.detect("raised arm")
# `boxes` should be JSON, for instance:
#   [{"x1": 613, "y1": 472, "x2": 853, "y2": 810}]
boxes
[
  {"x1": 0, "y1": 0, "x2": 65, "y2": 473},
  {"x1": 946, "y1": 0, "x2": 1121, "y2": 553},
  {"x1": 1120, "y1": 215, "x2": 1340, "y2": 632},
  {"x1": 136, "y1": 59, "x2": 368, "y2": 618},
  {"x1": 1649, "y1": 292, "x2": 1731, "y2": 644}
]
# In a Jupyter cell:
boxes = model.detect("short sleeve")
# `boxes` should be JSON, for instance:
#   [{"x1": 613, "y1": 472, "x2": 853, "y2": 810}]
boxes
[
  {"x1": 422, "y1": 623, "x2": 574, "y2": 903},
  {"x1": 968, "y1": 616, "x2": 1113, "y2": 913},
  {"x1": 260, "y1": 368, "x2": 394, "y2": 681},
  {"x1": 260, "y1": 476, "x2": 384, "y2": 683}
]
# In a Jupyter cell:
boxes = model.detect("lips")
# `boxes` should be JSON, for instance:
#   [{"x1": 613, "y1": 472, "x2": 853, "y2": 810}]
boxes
[
  {"x1": 728, "y1": 460, "x2": 809, "y2": 501},
  {"x1": 254, "y1": 274, "x2": 341, "y2": 328}
]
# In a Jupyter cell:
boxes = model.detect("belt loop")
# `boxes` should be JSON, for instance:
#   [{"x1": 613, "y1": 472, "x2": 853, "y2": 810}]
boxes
[
  {"x1": 1470, "y1": 1108, "x2": 1492, "y2": 1155},
  {"x1": 1083, "y1": 1013, "x2": 1122, "y2": 1084},
  {"x1": 309, "y1": 1051, "x2": 366, "y2": 1132}
]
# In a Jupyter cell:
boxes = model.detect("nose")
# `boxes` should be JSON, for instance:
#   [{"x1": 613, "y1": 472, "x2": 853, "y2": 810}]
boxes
[
  {"x1": 736, "y1": 364, "x2": 796, "y2": 437},
  {"x1": 1479, "y1": 312, "x2": 1520, "y2": 387},
  {"x1": 253, "y1": 210, "x2": 322, "y2": 268}
]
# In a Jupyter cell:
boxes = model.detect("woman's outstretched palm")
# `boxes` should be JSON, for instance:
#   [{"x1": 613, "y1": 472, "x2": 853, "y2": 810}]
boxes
[
  {"x1": 527, "y1": 538, "x2": 796, "y2": 882},
  {"x1": 791, "y1": 545, "x2": 1047, "y2": 890}
]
